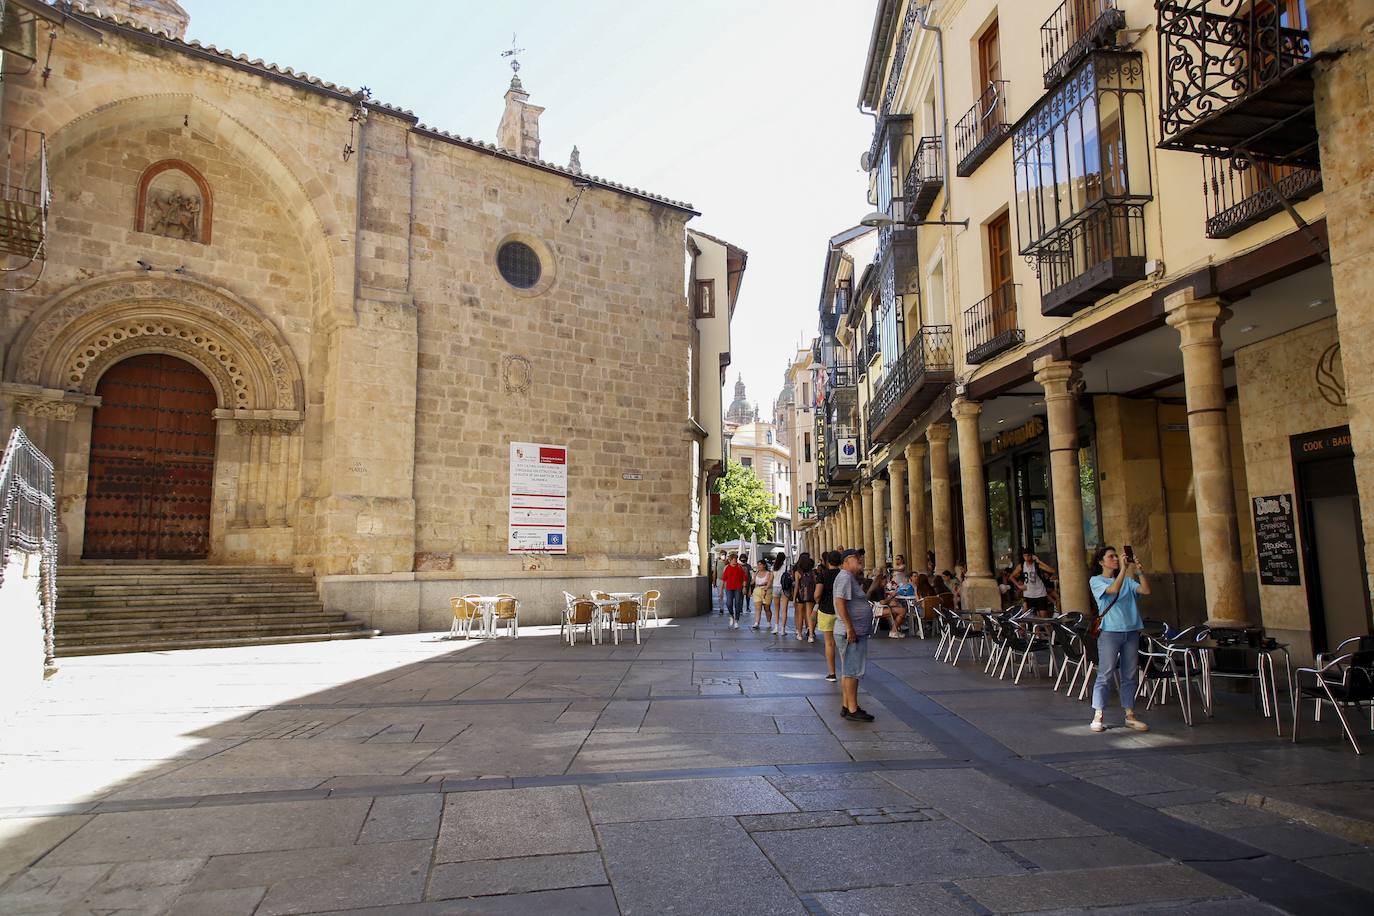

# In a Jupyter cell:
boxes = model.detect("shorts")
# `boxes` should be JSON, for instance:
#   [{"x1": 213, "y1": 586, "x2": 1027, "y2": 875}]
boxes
[
  {"x1": 835, "y1": 630, "x2": 868, "y2": 679},
  {"x1": 1025, "y1": 595, "x2": 1051, "y2": 612},
  {"x1": 772, "y1": 584, "x2": 783, "y2": 596},
  {"x1": 816, "y1": 610, "x2": 836, "y2": 632},
  {"x1": 753, "y1": 586, "x2": 770, "y2": 603}
]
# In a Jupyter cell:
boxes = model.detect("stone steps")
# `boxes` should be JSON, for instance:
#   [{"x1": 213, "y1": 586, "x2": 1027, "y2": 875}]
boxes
[
  {"x1": 55, "y1": 630, "x2": 378, "y2": 657},
  {"x1": 54, "y1": 564, "x2": 377, "y2": 657}
]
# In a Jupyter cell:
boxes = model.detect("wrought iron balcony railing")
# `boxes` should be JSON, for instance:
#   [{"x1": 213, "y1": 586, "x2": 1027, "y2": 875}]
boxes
[
  {"x1": 903, "y1": 135, "x2": 943, "y2": 221},
  {"x1": 0, "y1": 125, "x2": 48, "y2": 266},
  {"x1": 867, "y1": 326, "x2": 956, "y2": 446},
  {"x1": 1042, "y1": 0, "x2": 1126, "y2": 88},
  {"x1": 824, "y1": 362, "x2": 857, "y2": 390},
  {"x1": 955, "y1": 81, "x2": 1011, "y2": 177},
  {"x1": 1035, "y1": 200, "x2": 1146, "y2": 316},
  {"x1": 864, "y1": 326, "x2": 879, "y2": 366},
  {"x1": 1157, "y1": 0, "x2": 1318, "y2": 165},
  {"x1": 964, "y1": 283, "x2": 1024, "y2": 365},
  {"x1": 1203, "y1": 154, "x2": 1321, "y2": 239}
]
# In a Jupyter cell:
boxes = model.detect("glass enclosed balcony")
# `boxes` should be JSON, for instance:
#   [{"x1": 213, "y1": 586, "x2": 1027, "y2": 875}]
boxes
[{"x1": 1013, "y1": 51, "x2": 1151, "y2": 317}]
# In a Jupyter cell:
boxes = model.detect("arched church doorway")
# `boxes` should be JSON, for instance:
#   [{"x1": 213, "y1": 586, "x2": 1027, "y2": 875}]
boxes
[{"x1": 83, "y1": 353, "x2": 217, "y2": 559}]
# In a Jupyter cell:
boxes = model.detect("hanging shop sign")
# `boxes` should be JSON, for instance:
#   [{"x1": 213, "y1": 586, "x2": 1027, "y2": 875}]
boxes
[
  {"x1": 837, "y1": 437, "x2": 859, "y2": 467},
  {"x1": 509, "y1": 442, "x2": 567, "y2": 554},
  {"x1": 1251, "y1": 493, "x2": 1300, "y2": 586},
  {"x1": 988, "y1": 416, "x2": 1045, "y2": 456}
]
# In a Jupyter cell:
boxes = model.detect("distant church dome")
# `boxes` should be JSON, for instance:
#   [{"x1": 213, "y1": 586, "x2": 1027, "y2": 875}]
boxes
[{"x1": 725, "y1": 376, "x2": 755, "y2": 427}]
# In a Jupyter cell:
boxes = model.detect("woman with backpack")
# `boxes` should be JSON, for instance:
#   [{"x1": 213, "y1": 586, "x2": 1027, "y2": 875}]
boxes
[
  {"x1": 792, "y1": 554, "x2": 817, "y2": 643},
  {"x1": 773, "y1": 554, "x2": 793, "y2": 637}
]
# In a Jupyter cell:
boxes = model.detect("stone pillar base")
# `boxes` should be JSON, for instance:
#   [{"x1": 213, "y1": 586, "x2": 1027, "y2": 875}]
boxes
[{"x1": 960, "y1": 575, "x2": 1001, "y2": 611}]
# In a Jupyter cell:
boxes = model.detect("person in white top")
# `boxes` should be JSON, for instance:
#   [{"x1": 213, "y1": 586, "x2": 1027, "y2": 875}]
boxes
[{"x1": 1014, "y1": 548, "x2": 1057, "y2": 616}]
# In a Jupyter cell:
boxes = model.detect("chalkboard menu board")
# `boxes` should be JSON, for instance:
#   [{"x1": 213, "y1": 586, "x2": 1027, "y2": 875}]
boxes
[{"x1": 1252, "y1": 494, "x2": 1301, "y2": 586}]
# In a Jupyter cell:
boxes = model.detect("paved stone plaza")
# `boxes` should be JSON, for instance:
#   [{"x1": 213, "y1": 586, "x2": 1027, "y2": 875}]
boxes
[{"x1": 2, "y1": 609, "x2": 1374, "y2": 915}]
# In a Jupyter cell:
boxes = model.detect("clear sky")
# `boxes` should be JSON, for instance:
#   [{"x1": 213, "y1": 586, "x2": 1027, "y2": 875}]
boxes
[{"x1": 184, "y1": 0, "x2": 876, "y2": 416}]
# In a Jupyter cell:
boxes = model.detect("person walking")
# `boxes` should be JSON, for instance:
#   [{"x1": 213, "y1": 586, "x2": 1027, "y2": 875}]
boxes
[
  {"x1": 771, "y1": 553, "x2": 789, "y2": 636},
  {"x1": 751, "y1": 559, "x2": 774, "y2": 631},
  {"x1": 1088, "y1": 545, "x2": 1151, "y2": 733},
  {"x1": 815, "y1": 551, "x2": 841, "y2": 681},
  {"x1": 793, "y1": 554, "x2": 817, "y2": 643},
  {"x1": 833, "y1": 549, "x2": 875, "y2": 722},
  {"x1": 721, "y1": 553, "x2": 747, "y2": 628}
]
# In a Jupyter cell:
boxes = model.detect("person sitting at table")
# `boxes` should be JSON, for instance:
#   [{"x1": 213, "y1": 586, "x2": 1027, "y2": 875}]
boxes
[
  {"x1": 915, "y1": 574, "x2": 937, "y2": 599},
  {"x1": 865, "y1": 567, "x2": 908, "y2": 638},
  {"x1": 1088, "y1": 545, "x2": 1151, "y2": 734}
]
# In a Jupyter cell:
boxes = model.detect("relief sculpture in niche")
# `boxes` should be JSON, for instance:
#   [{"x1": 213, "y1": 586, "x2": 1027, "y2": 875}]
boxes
[{"x1": 135, "y1": 160, "x2": 213, "y2": 245}]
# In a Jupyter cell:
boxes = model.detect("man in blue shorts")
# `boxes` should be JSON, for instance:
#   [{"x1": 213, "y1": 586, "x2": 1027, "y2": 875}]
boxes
[{"x1": 833, "y1": 548, "x2": 874, "y2": 722}]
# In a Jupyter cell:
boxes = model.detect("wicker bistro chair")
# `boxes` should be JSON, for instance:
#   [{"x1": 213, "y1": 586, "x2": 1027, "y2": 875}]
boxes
[
  {"x1": 640, "y1": 589, "x2": 661, "y2": 628},
  {"x1": 609, "y1": 599, "x2": 642, "y2": 645},
  {"x1": 449, "y1": 595, "x2": 485, "y2": 639},
  {"x1": 1293, "y1": 636, "x2": 1374, "y2": 754},
  {"x1": 563, "y1": 599, "x2": 601, "y2": 646},
  {"x1": 491, "y1": 595, "x2": 520, "y2": 638}
]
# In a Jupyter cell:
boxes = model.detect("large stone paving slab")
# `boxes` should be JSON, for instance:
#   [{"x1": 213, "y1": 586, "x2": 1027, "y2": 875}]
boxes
[
  {"x1": 569, "y1": 729, "x2": 850, "y2": 772},
  {"x1": 811, "y1": 882, "x2": 972, "y2": 916},
  {"x1": 38, "y1": 798, "x2": 372, "y2": 865},
  {"x1": 582, "y1": 776, "x2": 796, "y2": 824},
  {"x1": 436, "y1": 786, "x2": 596, "y2": 862},
  {"x1": 167, "y1": 738, "x2": 442, "y2": 779},
  {"x1": 427, "y1": 852, "x2": 607, "y2": 900},
  {"x1": 598, "y1": 815, "x2": 804, "y2": 915},
  {"x1": 752, "y1": 819, "x2": 1020, "y2": 892},
  {"x1": 880, "y1": 768, "x2": 1105, "y2": 841},
  {"x1": 409, "y1": 724, "x2": 592, "y2": 778},
  {"x1": 190, "y1": 839, "x2": 432, "y2": 915},
  {"x1": 953, "y1": 862, "x2": 1245, "y2": 912}
]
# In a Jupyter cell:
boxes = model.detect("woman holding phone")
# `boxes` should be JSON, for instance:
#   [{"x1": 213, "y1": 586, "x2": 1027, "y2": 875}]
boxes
[{"x1": 1087, "y1": 545, "x2": 1151, "y2": 733}]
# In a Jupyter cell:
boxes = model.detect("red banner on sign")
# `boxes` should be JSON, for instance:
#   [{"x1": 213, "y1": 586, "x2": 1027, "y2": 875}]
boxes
[{"x1": 539, "y1": 448, "x2": 566, "y2": 464}]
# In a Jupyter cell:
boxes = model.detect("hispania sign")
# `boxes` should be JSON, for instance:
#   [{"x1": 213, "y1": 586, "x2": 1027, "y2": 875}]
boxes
[{"x1": 509, "y1": 442, "x2": 567, "y2": 554}]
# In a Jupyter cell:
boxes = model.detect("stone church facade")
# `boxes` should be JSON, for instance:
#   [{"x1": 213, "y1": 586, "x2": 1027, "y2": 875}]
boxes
[{"x1": 0, "y1": 1, "x2": 707, "y2": 629}]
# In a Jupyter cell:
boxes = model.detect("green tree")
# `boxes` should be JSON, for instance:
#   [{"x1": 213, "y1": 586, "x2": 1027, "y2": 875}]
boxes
[{"x1": 711, "y1": 460, "x2": 775, "y2": 544}]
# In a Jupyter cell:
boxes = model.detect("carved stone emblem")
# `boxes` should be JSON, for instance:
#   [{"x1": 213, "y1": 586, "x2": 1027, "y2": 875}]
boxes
[
  {"x1": 1316, "y1": 342, "x2": 1345, "y2": 407},
  {"x1": 15, "y1": 399, "x2": 77, "y2": 421}
]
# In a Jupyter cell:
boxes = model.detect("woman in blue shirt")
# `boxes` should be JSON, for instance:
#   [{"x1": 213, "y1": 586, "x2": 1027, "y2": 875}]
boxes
[{"x1": 1088, "y1": 546, "x2": 1151, "y2": 733}]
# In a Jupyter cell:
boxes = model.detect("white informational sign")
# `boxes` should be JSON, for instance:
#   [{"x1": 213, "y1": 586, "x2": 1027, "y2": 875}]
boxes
[
  {"x1": 837, "y1": 437, "x2": 859, "y2": 467},
  {"x1": 509, "y1": 442, "x2": 568, "y2": 554}
]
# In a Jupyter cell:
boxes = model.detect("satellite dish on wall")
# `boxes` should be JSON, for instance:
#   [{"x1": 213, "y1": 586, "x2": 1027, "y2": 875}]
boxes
[{"x1": 859, "y1": 151, "x2": 873, "y2": 171}]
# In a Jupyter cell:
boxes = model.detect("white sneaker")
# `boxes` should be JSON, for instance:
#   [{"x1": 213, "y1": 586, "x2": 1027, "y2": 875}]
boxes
[{"x1": 1090, "y1": 719, "x2": 1106, "y2": 733}]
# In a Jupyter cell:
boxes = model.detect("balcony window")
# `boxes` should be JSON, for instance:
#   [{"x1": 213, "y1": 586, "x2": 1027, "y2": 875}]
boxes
[
  {"x1": 0, "y1": 125, "x2": 48, "y2": 264},
  {"x1": 1156, "y1": 0, "x2": 1317, "y2": 165},
  {"x1": 904, "y1": 136, "x2": 943, "y2": 221},
  {"x1": 964, "y1": 283, "x2": 1025, "y2": 365},
  {"x1": 1013, "y1": 51, "x2": 1151, "y2": 316},
  {"x1": 955, "y1": 82, "x2": 1011, "y2": 177},
  {"x1": 867, "y1": 326, "x2": 956, "y2": 446},
  {"x1": 1041, "y1": 1, "x2": 1126, "y2": 89},
  {"x1": 1203, "y1": 153, "x2": 1321, "y2": 238}
]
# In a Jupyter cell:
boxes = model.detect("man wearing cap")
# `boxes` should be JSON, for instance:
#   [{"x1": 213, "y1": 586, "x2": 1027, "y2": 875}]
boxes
[{"x1": 833, "y1": 548, "x2": 875, "y2": 722}]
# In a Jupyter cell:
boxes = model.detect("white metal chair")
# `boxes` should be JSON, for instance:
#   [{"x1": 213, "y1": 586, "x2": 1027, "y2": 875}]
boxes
[
  {"x1": 492, "y1": 595, "x2": 519, "y2": 638},
  {"x1": 609, "y1": 599, "x2": 641, "y2": 645},
  {"x1": 563, "y1": 599, "x2": 600, "y2": 646},
  {"x1": 639, "y1": 589, "x2": 661, "y2": 628},
  {"x1": 449, "y1": 595, "x2": 484, "y2": 639}
]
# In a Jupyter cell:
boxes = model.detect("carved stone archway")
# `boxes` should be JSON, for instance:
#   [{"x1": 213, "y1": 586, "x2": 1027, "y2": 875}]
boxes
[
  {"x1": 7, "y1": 271, "x2": 303, "y2": 411},
  {"x1": 5, "y1": 272, "x2": 307, "y2": 564}
]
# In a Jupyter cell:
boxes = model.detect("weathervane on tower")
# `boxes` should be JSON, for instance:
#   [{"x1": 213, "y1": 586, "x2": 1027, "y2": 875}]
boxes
[{"x1": 501, "y1": 34, "x2": 526, "y2": 82}]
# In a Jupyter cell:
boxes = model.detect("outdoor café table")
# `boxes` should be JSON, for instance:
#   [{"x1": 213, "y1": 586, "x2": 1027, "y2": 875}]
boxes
[
  {"x1": 897, "y1": 595, "x2": 924, "y2": 638},
  {"x1": 467, "y1": 596, "x2": 513, "y2": 638},
  {"x1": 1166, "y1": 636, "x2": 1292, "y2": 735}
]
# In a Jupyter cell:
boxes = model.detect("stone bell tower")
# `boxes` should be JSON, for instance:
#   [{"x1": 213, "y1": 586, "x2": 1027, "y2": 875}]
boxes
[
  {"x1": 497, "y1": 73, "x2": 544, "y2": 160},
  {"x1": 79, "y1": 0, "x2": 189, "y2": 37}
]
